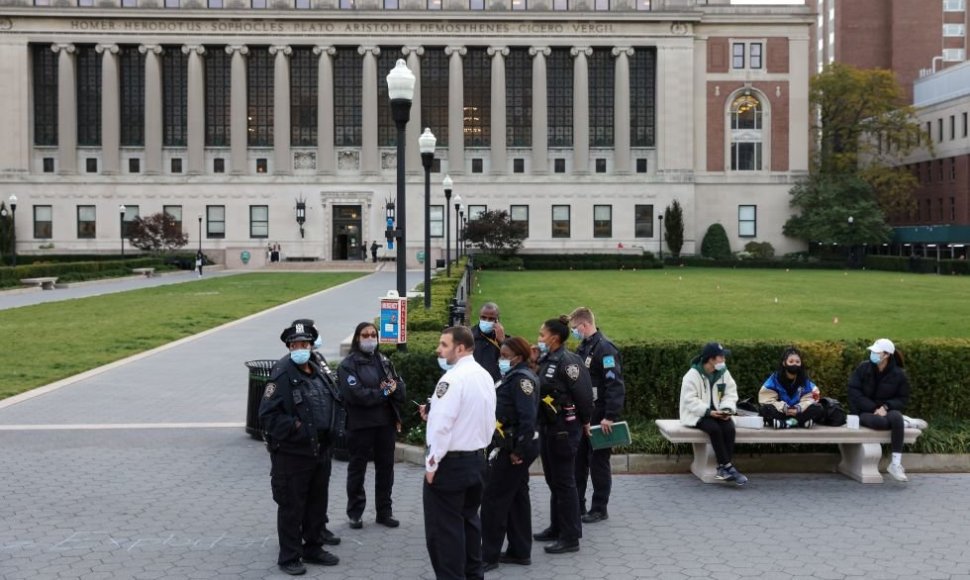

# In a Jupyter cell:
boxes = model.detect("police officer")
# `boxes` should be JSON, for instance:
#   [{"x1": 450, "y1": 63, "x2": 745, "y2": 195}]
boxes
[
  {"x1": 259, "y1": 322, "x2": 340, "y2": 576},
  {"x1": 569, "y1": 307, "x2": 625, "y2": 524},
  {"x1": 471, "y1": 302, "x2": 505, "y2": 381},
  {"x1": 532, "y1": 316, "x2": 594, "y2": 555},
  {"x1": 481, "y1": 336, "x2": 541, "y2": 572},
  {"x1": 424, "y1": 326, "x2": 496, "y2": 580}
]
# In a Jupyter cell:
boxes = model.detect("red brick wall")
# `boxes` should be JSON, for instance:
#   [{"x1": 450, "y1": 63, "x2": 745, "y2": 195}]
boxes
[
  {"x1": 708, "y1": 38, "x2": 728, "y2": 73},
  {"x1": 766, "y1": 38, "x2": 789, "y2": 74},
  {"x1": 706, "y1": 82, "x2": 790, "y2": 173},
  {"x1": 898, "y1": 155, "x2": 970, "y2": 226}
]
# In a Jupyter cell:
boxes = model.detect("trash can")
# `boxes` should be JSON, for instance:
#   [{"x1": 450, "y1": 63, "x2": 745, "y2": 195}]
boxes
[{"x1": 245, "y1": 359, "x2": 277, "y2": 439}]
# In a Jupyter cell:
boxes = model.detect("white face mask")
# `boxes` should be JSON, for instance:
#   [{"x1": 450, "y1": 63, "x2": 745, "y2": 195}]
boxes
[{"x1": 714, "y1": 362, "x2": 727, "y2": 372}]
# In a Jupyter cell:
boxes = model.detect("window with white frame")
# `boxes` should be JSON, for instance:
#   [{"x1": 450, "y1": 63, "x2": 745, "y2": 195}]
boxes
[
  {"x1": 731, "y1": 41, "x2": 764, "y2": 70},
  {"x1": 730, "y1": 93, "x2": 763, "y2": 171},
  {"x1": 593, "y1": 205, "x2": 612, "y2": 238},
  {"x1": 944, "y1": 23, "x2": 966, "y2": 36},
  {"x1": 943, "y1": 48, "x2": 966, "y2": 61},
  {"x1": 34, "y1": 205, "x2": 52, "y2": 239},
  {"x1": 250, "y1": 205, "x2": 268, "y2": 238},
  {"x1": 122, "y1": 205, "x2": 139, "y2": 238},
  {"x1": 207, "y1": 205, "x2": 226, "y2": 239},
  {"x1": 468, "y1": 205, "x2": 487, "y2": 221},
  {"x1": 738, "y1": 205, "x2": 757, "y2": 237},
  {"x1": 77, "y1": 205, "x2": 96, "y2": 239},
  {"x1": 163, "y1": 205, "x2": 183, "y2": 235},
  {"x1": 430, "y1": 205, "x2": 444, "y2": 238},
  {"x1": 944, "y1": 0, "x2": 965, "y2": 11}
]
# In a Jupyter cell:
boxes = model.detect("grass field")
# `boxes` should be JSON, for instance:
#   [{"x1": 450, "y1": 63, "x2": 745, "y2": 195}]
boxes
[
  {"x1": 468, "y1": 269, "x2": 970, "y2": 342},
  {"x1": 0, "y1": 272, "x2": 363, "y2": 399}
]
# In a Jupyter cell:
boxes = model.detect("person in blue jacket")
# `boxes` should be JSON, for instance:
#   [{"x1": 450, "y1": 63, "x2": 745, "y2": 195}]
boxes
[{"x1": 758, "y1": 347, "x2": 824, "y2": 429}]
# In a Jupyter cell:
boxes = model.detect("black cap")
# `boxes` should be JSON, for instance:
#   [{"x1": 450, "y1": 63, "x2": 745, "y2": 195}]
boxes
[
  {"x1": 280, "y1": 322, "x2": 319, "y2": 344},
  {"x1": 291, "y1": 318, "x2": 316, "y2": 329},
  {"x1": 700, "y1": 342, "x2": 730, "y2": 362}
]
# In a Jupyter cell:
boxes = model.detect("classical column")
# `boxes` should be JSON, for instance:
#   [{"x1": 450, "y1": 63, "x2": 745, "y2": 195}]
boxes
[
  {"x1": 313, "y1": 45, "x2": 336, "y2": 175},
  {"x1": 571, "y1": 46, "x2": 592, "y2": 175},
  {"x1": 140, "y1": 44, "x2": 164, "y2": 175},
  {"x1": 487, "y1": 46, "x2": 509, "y2": 175},
  {"x1": 270, "y1": 45, "x2": 292, "y2": 175},
  {"x1": 402, "y1": 46, "x2": 424, "y2": 175},
  {"x1": 96, "y1": 44, "x2": 120, "y2": 174},
  {"x1": 52, "y1": 43, "x2": 77, "y2": 174},
  {"x1": 445, "y1": 46, "x2": 466, "y2": 174},
  {"x1": 359, "y1": 46, "x2": 380, "y2": 175},
  {"x1": 182, "y1": 45, "x2": 206, "y2": 175},
  {"x1": 528, "y1": 46, "x2": 550, "y2": 175},
  {"x1": 612, "y1": 47, "x2": 634, "y2": 175},
  {"x1": 227, "y1": 45, "x2": 249, "y2": 174}
]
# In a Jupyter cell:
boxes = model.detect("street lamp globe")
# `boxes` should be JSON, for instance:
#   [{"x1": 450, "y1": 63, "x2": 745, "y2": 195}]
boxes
[{"x1": 386, "y1": 59, "x2": 416, "y2": 102}]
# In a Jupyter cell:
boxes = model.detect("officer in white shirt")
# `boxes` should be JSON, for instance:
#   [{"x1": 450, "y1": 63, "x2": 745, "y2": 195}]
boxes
[{"x1": 423, "y1": 326, "x2": 497, "y2": 580}]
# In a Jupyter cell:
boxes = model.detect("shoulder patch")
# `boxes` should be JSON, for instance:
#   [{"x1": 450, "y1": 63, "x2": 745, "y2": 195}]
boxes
[
  {"x1": 519, "y1": 378, "x2": 535, "y2": 396},
  {"x1": 565, "y1": 364, "x2": 581, "y2": 381},
  {"x1": 347, "y1": 375, "x2": 358, "y2": 387},
  {"x1": 435, "y1": 381, "x2": 450, "y2": 398},
  {"x1": 603, "y1": 355, "x2": 616, "y2": 369},
  {"x1": 263, "y1": 383, "x2": 276, "y2": 398}
]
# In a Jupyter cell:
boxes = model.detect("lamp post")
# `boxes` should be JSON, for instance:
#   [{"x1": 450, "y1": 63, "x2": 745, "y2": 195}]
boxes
[
  {"x1": 387, "y1": 58, "x2": 416, "y2": 351},
  {"x1": 295, "y1": 197, "x2": 307, "y2": 239},
  {"x1": 462, "y1": 214, "x2": 467, "y2": 258},
  {"x1": 459, "y1": 210, "x2": 465, "y2": 258},
  {"x1": 7, "y1": 195, "x2": 16, "y2": 267},
  {"x1": 0, "y1": 205, "x2": 6, "y2": 267},
  {"x1": 119, "y1": 204, "x2": 126, "y2": 258},
  {"x1": 419, "y1": 128, "x2": 436, "y2": 310},
  {"x1": 657, "y1": 213, "x2": 664, "y2": 263},
  {"x1": 453, "y1": 193, "x2": 461, "y2": 266},
  {"x1": 197, "y1": 213, "x2": 203, "y2": 254},
  {"x1": 443, "y1": 175, "x2": 453, "y2": 276},
  {"x1": 847, "y1": 215, "x2": 855, "y2": 268}
]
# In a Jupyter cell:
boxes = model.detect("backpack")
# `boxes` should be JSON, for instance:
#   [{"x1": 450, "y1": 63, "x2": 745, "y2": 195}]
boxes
[{"x1": 819, "y1": 397, "x2": 847, "y2": 426}]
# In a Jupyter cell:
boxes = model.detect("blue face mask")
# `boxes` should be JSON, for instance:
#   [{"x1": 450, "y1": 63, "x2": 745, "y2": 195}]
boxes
[
  {"x1": 313, "y1": 336, "x2": 323, "y2": 350},
  {"x1": 869, "y1": 352, "x2": 883, "y2": 365},
  {"x1": 438, "y1": 357, "x2": 453, "y2": 371},
  {"x1": 498, "y1": 358, "x2": 512, "y2": 375},
  {"x1": 479, "y1": 320, "x2": 495, "y2": 334},
  {"x1": 537, "y1": 341, "x2": 549, "y2": 354},
  {"x1": 571, "y1": 328, "x2": 583, "y2": 341},
  {"x1": 290, "y1": 349, "x2": 311, "y2": 365}
]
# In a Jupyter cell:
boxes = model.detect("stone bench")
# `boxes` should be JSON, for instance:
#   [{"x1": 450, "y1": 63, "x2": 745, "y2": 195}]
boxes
[
  {"x1": 20, "y1": 277, "x2": 59, "y2": 290},
  {"x1": 131, "y1": 267, "x2": 156, "y2": 278},
  {"x1": 656, "y1": 418, "x2": 924, "y2": 484}
]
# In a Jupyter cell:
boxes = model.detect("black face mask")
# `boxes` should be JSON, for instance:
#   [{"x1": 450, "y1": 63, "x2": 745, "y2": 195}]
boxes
[{"x1": 784, "y1": 364, "x2": 801, "y2": 375}]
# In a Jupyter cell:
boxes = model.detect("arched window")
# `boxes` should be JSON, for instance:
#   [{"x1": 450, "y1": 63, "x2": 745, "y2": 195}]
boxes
[{"x1": 729, "y1": 93, "x2": 763, "y2": 171}]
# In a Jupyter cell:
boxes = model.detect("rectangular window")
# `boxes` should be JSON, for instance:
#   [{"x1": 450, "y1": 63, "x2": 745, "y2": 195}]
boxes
[
  {"x1": 506, "y1": 48, "x2": 532, "y2": 147},
  {"x1": 944, "y1": 23, "x2": 966, "y2": 36},
  {"x1": 33, "y1": 205, "x2": 52, "y2": 239},
  {"x1": 427, "y1": 0, "x2": 440, "y2": 8},
  {"x1": 547, "y1": 48, "x2": 573, "y2": 147},
  {"x1": 630, "y1": 48, "x2": 656, "y2": 147},
  {"x1": 171, "y1": 158, "x2": 183, "y2": 173},
  {"x1": 939, "y1": 118, "x2": 944, "y2": 142},
  {"x1": 431, "y1": 205, "x2": 444, "y2": 238},
  {"x1": 732, "y1": 43, "x2": 745, "y2": 69},
  {"x1": 162, "y1": 46, "x2": 188, "y2": 147},
  {"x1": 250, "y1": 205, "x2": 269, "y2": 238},
  {"x1": 511, "y1": 0, "x2": 526, "y2": 9},
  {"x1": 468, "y1": 205, "x2": 487, "y2": 221},
  {"x1": 469, "y1": 0, "x2": 484, "y2": 8},
  {"x1": 295, "y1": 0, "x2": 310, "y2": 7},
  {"x1": 553, "y1": 0, "x2": 567, "y2": 9},
  {"x1": 208, "y1": 0, "x2": 223, "y2": 6},
  {"x1": 964, "y1": 112, "x2": 968, "y2": 137},
  {"x1": 86, "y1": 158, "x2": 98, "y2": 173},
  {"x1": 552, "y1": 205, "x2": 570, "y2": 238},
  {"x1": 33, "y1": 45, "x2": 58, "y2": 146},
  {"x1": 951, "y1": 115, "x2": 956, "y2": 140},
  {"x1": 77, "y1": 205, "x2": 96, "y2": 239},
  {"x1": 165, "y1": 0, "x2": 179, "y2": 7},
  {"x1": 384, "y1": 0, "x2": 398, "y2": 7},
  {"x1": 128, "y1": 158, "x2": 140, "y2": 173},
  {"x1": 43, "y1": 157, "x2": 55, "y2": 173},
  {"x1": 554, "y1": 158, "x2": 566, "y2": 173},
  {"x1": 256, "y1": 158, "x2": 268, "y2": 173},
  {"x1": 749, "y1": 43, "x2": 763, "y2": 69},
  {"x1": 636, "y1": 158, "x2": 648, "y2": 173},
  {"x1": 471, "y1": 158, "x2": 483, "y2": 173},
  {"x1": 163, "y1": 205, "x2": 183, "y2": 236},
  {"x1": 247, "y1": 50, "x2": 274, "y2": 147},
  {"x1": 731, "y1": 142, "x2": 761, "y2": 171},
  {"x1": 205, "y1": 48, "x2": 231, "y2": 146},
  {"x1": 207, "y1": 205, "x2": 226, "y2": 239},
  {"x1": 589, "y1": 50, "x2": 614, "y2": 147},
  {"x1": 121, "y1": 0, "x2": 136, "y2": 6},
  {"x1": 214, "y1": 158, "x2": 225, "y2": 173},
  {"x1": 634, "y1": 204, "x2": 653, "y2": 238},
  {"x1": 595, "y1": 158, "x2": 607, "y2": 173},
  {"x1": 252, "y1": 0, "x2": 267, "y2": 7},
  {"x1": 738, "y1": 205, "x2": 756, "y2": 237},
  {"x1": 340, "y1": 0, "x2": 354, "y2": 7},
  {"x1": 594, "y1": 0, "x2": 608, "y2": 9},
  {"x1": 513, "y1": 158, "x2": 525, "y2": 173},
  {"x1": 463, "y1": 48, "x2": 491, "y2": 147},
  {"x1": 510, "y1": 205, "x2": 529, "y2": 238},
  {"x1": 926, "y1": 121, "x2": 932, "y2": 143},
  {"x1": 77, "y1": 46, "x2": 102, "y2": 147},
  {"x1": 637, "y1": 0, "x2": 650, "y2": 8},
  {"x1": 943, "y1": 48, "x2": 966, "y2": 61},
  {"x1": 291, "y1": 48, "x2": 318, "y2": 147},
  {"x1": 945, "y1": 0, "x2": 965, "y2": 10},
  {"x1": 122, "y1": 205, "x2": 139, "y2": 238},
  {"x1": 593, "y1": 205, "x2": 612, "y2": 238},
  {"x1": 335, "y1": 47, "x2": 363, "y2": 146},
  {"x1": 34, "y1": 0, "x2": 50, "y2": 5}
]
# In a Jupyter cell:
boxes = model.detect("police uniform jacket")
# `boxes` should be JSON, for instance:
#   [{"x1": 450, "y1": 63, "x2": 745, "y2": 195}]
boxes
[
  {"x1": 472, "y1": 324, "x2": 502, "y2": 382},
  {"x1": 425, "y1": 355, "x2": 497, "y2": 473},
  {"x1": 847, "y1": 358, "x2": 910, "y2": 414},
  {"x1": 494, "y1": 363, "x2": 540, "y2": 458},
  {"x1": 537, "y1": 346, "x2": 594, "y2": 426},
  {"x1": 576, "y1": 330, "x2": 625, "y2": 421},
  {"x1": 337, "y1": 349, "x2": 405, "y2": 430},
  {"x1": 259, "y1": 354, "x2": 338, "y2": 458}
]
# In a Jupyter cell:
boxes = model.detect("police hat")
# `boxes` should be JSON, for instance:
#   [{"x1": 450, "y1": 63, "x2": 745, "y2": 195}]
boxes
[{"x1": 280, "y1": 322, "x2": 319, "y2": 344}]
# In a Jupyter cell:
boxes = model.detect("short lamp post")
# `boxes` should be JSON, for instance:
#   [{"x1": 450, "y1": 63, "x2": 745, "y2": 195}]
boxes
[
  {"x1": 0, "y1": 204, "x2": 6, "y2": 267},
  {"x1": 453, "y1": 194, "x2": 462, "y2": 266},
  {"x1": 7, "y1": 195, "x2": 17, "y2": 266},
  {"x1": 847, "y1": 215, "x2": 855, "y2": 268},
  {"x1": 295, "y1": 197, "x2": 307, "y2": 238},
  {"x1": 197, "y1": 213, "x2": 203, "y2": 254},
  {"x1": 419, "y1": 128, "x2": 436, "y2": 310},
  {"x1": 657, "y1": 214, "x2": 664, "y2": 263},
  {"x1": 443, "y1": 175, "x2": 453, "y2": 277},
  {"x1": 119, "y1": 204, "x2": 126, "y2": 258},
  {"x1": 387, "y1": 58, "x2": 416, "y2": 351}
]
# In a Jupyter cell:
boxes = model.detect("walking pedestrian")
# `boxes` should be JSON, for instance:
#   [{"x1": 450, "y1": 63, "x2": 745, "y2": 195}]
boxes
[
  {"x1": 370, "y1": 240, "x2": 381, "y2": 263},
  {"x1": 195, "y1": 251, "x2": 203, "y2": 277}
]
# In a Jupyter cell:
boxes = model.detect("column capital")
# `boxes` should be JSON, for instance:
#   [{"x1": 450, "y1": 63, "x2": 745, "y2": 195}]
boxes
[
  {"x1": 357, "y1": 45, "x2": 381, "y2": 56},
  {"x1": 95, "y1": 44, "x2": 120, "y2": 55},
  {"x1": 611, "y1": 47, "x2": 635, "y2": 57},
  {"x1": 313, "y1": 45, "x2": 337, "y2": 56},
  {"x1": 138, "y1": 44, "x2": 164, "y2": 56},
  {"x1": 269, "y1": 45, "x2": 292, "y2": 56},
  {"x1": 181, "y1": 44, "x2": 206, "y2": 56},
  {"x1": 528, "y1": 46, "x2": 550, "y2": 57},
  {"x1": 570, "y1": 46, "x2": 593, "y2": 58},
  {"x1": 51, "y1": 43, "x2": 75, "y2": 54},
  {"x1": 444, "y1": 46, "x2": 467, "y2": 57},
  {"x1": 486, "y1": 46, "x2": 510, "y2": 57},
  {"x1": 401, "y1": 46, "x2": 425, "y2": 57},
  {"x1": 225, "y1": 45, "x2": 249, "y2": 56}
]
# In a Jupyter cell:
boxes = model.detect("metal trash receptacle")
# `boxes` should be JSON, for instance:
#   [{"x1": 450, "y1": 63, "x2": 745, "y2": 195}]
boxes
[{"x1": 245, "y1": 359, "x2": 277, "y2": 439}]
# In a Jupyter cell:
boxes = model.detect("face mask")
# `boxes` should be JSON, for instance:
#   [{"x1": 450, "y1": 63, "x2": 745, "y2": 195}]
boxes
[
  {"x1": 537, "y1": 342, "x2": 549, "y2": 354},
  {"x1": 479, "y1": 320, "x2": 495, "y2": 333},
  {"x1": 438, "y1": 357, "x2": 453, "y2": 371},
  {"x1": 784, "y1": 364, "x2": 801, "y2": 375},
  {"x1": 571, "y1": 328, "x2": 583, "y2": 341},
  {"x1": 869, "y1": 352, "x2": 883, "y2": 365},
  {"x1": 290, "y1": 349, "x2": 311, "y2": 365},
  {"x1": 360, "y1": 339, "x2": 378, "y2": 353},
  {"x1": 498, "y1": 358, "x2": 512, "y2": 375},
  {"x1": 714, "y1": 362, "x2": 727, "y2": 372},
  {"x1": 313, "y1": 336, "x2": 323, "y2": 350}
]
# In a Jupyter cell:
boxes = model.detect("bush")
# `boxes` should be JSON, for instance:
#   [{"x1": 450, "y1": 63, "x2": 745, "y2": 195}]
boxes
[
  {"x1": 518, "y1": 253, "x2": 660, "y2": 271},
  {"x1": 743, "y1": 241, "x2": 775, "y2": 259},
  {"x1": 406, "y1": 258, "x2": 468, "y2": 332},
  {"x1": 700, "y1": 223, "x2": 732, "y2": 260},
  {"x1": 0, "y1": 257, "x2": 166, "y2": 289},
  {"x1": 473, "y1": 254, "x2": 523, "y2": 271}
]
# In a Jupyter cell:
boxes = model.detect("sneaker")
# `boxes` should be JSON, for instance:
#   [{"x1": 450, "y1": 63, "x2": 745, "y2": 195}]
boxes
[
  {"x1": 279, "y1": 561, "x2": 307, "y2": 575},
  {"x1": 715, "y1": 466, "x2": 734, "y2": 481},
  {"x1": 887, "y1": 463, "x2": 909, "y2": 482},
  {"x1": 727, "y1": 465, "x2": 748, "y2": 486},
  {"x1": 786, "y1": 418, "x2": 798, "y2": 428},
  {"x1": 303, "y1": 549, "x2": 339, "y2": 566},
  {"x1": 903, "y1": 416, "x2": 928, "y2": 430},
  {"x1": 803, "y1": 419, "x2": 814, "y2": 429}
]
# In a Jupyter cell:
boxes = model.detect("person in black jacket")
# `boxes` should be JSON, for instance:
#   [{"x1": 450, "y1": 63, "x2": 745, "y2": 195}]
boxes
[
  {"x1": 481, "y1": 336, "x2": 541, "y2": 572},
  {"x1": 258, "y1": 322, "x2": 341, "y2": 576},
  {"x1": 472, "y1": 302, "x2": 505, "y2": 381},
  {"x1": 568, "y1": 306, "x2": 624, "y2": 524},
  {"x1": 532, "y1": 315, "x2": 594, "y2": 555},
  {"x1": 847, "y1": 338, "x2": 911, "y2": 482},
  {"x1": 337, "y1": 322, "x2": 406, "y2": 529}
]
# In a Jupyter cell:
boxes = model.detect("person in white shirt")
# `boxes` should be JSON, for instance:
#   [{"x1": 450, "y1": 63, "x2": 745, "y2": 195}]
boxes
[{"x1": 423, "y1": 326, "x2": 497, "y2": 580}]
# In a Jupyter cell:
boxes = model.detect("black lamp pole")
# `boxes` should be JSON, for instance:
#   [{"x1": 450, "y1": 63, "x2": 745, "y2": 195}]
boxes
[
  {"x1": 453, "y1": 195, "x2": 462, "y2": 266},
  {"x1": 443, "y1": 175, "x2": 452, "y2": 277},
  {"x1": 461, "y1": 214, "x2": 467, "y2": 258},
  {"x1": 197, "y1": 213, "x2": 203, "y2": 254},
  {"x1": 387, "y1": 59, "x2": 415, "y2": 352},
  {"x1": 7, "y1": 195, "x2": 16, "y2": 267},
  {"x1": 119, "y1": 204, "x2": 126, "y2": 258},
  {"x1": 657, "y1": 214, "x2": 663, "y2": 263},
  {"x1": 419, "y1": 128, "x2": 436, "y2": 310}
]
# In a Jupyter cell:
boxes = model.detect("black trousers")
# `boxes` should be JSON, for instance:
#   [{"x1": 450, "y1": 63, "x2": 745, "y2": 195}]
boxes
[
  {"x1": 481, "y1": 444, "x2": 537, "y2": 563},
  {"x1": 860, "y1": 410, "x2": 905, "y2": 453},
  {"x1": 538, "y1": 419, "x2": 582, "y2": 542},
  {"x1": 423, "y1": 452, "x2": 487, "y2": 580},
  {"x1": 693, "y1": 416, "x2": 736, "y2": 466},
  {"x1": 761, "y1": 403, "x2": 825, "y2": 427},
  {"x1": 270, "y1": 450, "x2": 332, "y2": 565},
  {"x1": 346, "y1": 423, "x2": 397, "y2": 520},
  {"x1": 575, "y1": 413, "x2": 612, "y2": 514}
]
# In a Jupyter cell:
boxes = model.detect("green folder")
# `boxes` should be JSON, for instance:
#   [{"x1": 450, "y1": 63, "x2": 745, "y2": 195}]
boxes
[{"x1": 588, "y1": 421, "x2": 632, "y2": 450}]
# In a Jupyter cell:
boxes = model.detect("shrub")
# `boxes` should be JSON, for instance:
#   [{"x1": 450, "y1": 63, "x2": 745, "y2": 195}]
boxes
[
  {"x1": 700, "y1": 223, "x2": 732, "y2": 260},
  {"x1": 518, "y1": 253, "x2": 660, "y2": 271},
  {"x1": 743, "y1": 240, "x2": 775, "y2": 259}
]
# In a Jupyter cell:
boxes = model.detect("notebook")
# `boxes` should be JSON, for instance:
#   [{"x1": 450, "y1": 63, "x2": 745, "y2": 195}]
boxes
[{"x1": 588, "y1": 421, "x2": 632, "y2": 450}]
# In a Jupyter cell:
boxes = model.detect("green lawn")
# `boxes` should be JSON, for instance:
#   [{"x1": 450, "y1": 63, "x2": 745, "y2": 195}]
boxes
[
  {"x1": 469, "y1": 269, "x2": 970, "y2": 342},
  {"x1": 0, "y1": 273, "x2": 363, "y2": 399}
]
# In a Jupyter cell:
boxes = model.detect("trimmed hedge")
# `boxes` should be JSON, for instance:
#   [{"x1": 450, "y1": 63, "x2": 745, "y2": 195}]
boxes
[
  {"x1": 407, "y1": 258, "x2": 469, "y2": 332},
  {"x1": 518, "y1": 253, "x2": 661, "y2": 271},
  {"x1": 671, "y1": 256, "x2": 844, "y2": 270},
  {"x1": 0, "y1": 257, "x2": 167, "y2": 288}
]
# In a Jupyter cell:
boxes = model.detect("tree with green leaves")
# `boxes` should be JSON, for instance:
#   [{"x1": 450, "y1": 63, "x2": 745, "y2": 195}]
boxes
[
  {"x1": 663, "y1": 200, "x2": 684, "y2": 258},
  {"x1": 128, "y1": 212, "x2": 189, "y2": 254},
  {"x1": 783, "y1": 174, "x2": 892, "y2": 245},
  {"x1": 461, "y1": 210, "x2": 526, "y2": 257},
  {"x1": 701, "y1": 223, "x2": 732, "y2": 260}
]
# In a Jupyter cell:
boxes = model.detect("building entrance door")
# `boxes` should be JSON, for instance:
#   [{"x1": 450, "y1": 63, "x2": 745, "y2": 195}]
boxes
[{"x1": 332, "y1": 205, "x2": 363, "y2": 260}]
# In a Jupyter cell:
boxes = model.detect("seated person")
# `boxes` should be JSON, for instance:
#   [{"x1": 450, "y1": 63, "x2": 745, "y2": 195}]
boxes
[{"x1": 758, "y1": 347, "x2": 824, "y2": 429}]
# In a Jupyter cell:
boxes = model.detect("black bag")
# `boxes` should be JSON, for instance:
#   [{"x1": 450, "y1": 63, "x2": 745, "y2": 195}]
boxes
[
  {"x1": 737, "y1": 397, "x2": 760, "y2": 416},
  {"x1": 819, "y1": 397, "x2": 847, "y2": 426}
]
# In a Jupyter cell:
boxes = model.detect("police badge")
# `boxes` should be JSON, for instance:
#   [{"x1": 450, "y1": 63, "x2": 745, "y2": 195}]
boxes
[
  {"x1": 565, "y1": 364, "x2": 581, "y2": 381},
  {"x1": 519, "y1": 379, "x2": 535, "y2": 396},
  {"x1": 263, "y1": 382, "x2": 276, "y2": 398},
  {"x1": 435, "y1": 381, "x2": 450, "y2": 397}
]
